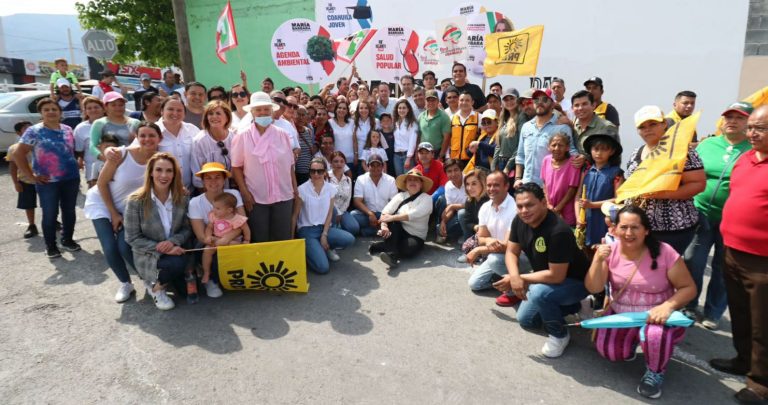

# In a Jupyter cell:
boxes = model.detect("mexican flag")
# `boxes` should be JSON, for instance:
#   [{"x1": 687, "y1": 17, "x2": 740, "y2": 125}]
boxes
[
  {"x1": 334, "y1": 29, "x2": 377, "y2": 64},
  {"x1": 215, "y1": 1, "x2": 239, "y2": 64}
]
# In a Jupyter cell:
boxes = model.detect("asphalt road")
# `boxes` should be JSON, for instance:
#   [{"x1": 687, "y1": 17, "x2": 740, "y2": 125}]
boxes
[{"x1": 0, "y1": 160, "x2": 745, "y2": 404}]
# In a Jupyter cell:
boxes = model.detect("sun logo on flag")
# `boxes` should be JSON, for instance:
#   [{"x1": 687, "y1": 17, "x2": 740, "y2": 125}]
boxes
[
  {"x1": 247, "y1": 261, "x2": 299, "y2": 291},
  {"x1": 499, "y1": 34, "x2": 528, "y2": 64},
  {"x1": 647, "y1": 134, "x2": 671, "y2": 159}
]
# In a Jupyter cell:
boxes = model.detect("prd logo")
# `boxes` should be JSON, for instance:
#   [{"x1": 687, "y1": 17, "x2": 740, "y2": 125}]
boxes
[
  {"x1": 498, "y1": 33, "x2": 530, "y2": 65},
  {"x1": 442, "y1": 24, "x2": 462, "y2": 45},
  {"x1": 273, "y1": 39, "x2": 285, "y2": 50},
  {"x1": 422, "y1": 37, "x2": 438, "y2": 55},
  {"x1": 375, "y1": 39, "x2": 386, "y2": 50},
  {"x1": 325, "y1": 2, "x2": 336, "y2": 13}
]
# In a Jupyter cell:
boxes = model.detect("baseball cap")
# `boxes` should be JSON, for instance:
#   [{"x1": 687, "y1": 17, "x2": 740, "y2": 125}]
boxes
[
  {"x1": 480, "y1": 109, "x2": 498, "y2": 121},
  {"x1": 102, "y1": 91, "x2": 126, "y2": 104},
  {"x1": 100, "y1": 69, "x2": 115, "y2": 77},
  {"x1": 532, "y1": 88, "x2": 553, "y2": 100},
  {"x1": 634, "y1": 105, "x2": 665, "y2": 128},
  {"x1": 520, "y1": 88, "x2": 536, "y2": 99},
  {"x1": 502, "y1": 87, "x2": 519, "y2": 99},
  {"x1": 139, "y1": 73, "x2": 151, "y2": 81},
  {"x1": 424, "y1": 89, "x2": 439, "y2": 100},
  {"x1": 417, "y1": 142, "x2": 434, "y2": 152},
  {"x1": 367, "y1": 153, "x2": 384, "y2": 164},
  {"x1": 583, "y1": 76, "x2": 603, "y2": 87},
  {"x1": 55, "y1": 78, "x2": 71, "y2": 88},
  {"x1": 721, "y1": 101, "x2": 753, "y2": 117}
]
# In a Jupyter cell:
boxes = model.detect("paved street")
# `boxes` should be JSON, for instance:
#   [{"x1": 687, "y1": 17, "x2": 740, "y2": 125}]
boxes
[{"x1": 0, "y1": 161, "x2": 746, "y2": 404}]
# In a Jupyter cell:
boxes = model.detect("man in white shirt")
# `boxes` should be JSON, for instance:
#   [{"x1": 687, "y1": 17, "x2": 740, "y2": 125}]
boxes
[
  {"x1": 550, "y1": 78, "x2": 574, "y2": 121},
  {"x1": 351, "y1": 153, "x2": 398, "y2": 236},
  {"x1": 467, "y1": 171, "x2": 529, "y2": 297},
  {"x1": 375, "y1": 83, "x2": 395, "y2": 119}
]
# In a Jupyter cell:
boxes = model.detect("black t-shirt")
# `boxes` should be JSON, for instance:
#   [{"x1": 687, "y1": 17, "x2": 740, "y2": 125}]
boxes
[
  {"x1": 133, "y1": 85, "x2": 159, "y2": 111},
  {"x1": 510, "y1": 211, "x2": 589, "y2": 280},
  {"x1": 440, "y1": 83, "x2": 487, "y2": 110},
  {"x1": 605, "y1": 103, "x2": 620, "y2": 127}
]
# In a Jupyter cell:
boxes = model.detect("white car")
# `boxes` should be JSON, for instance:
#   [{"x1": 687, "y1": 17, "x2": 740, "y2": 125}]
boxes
[{"x1": 0, "y1": 91, "x2": 48, "y2": 154}]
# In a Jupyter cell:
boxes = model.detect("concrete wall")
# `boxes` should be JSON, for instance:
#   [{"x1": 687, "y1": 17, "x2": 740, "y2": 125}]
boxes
[
  {"x1": 186, "y1": 0, "x2": 314, "y2": 89},
  {"x1": 740, "y1": 0, "x2": 768, "y2": 98}
]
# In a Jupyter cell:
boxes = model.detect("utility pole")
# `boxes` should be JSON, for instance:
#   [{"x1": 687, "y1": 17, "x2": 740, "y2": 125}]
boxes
[
  {"x1": 171, "y1": 0, "x2": 195, "y2": 81},
  {"x1": 67, "y1": 28, "x2": 76, "y2": 65}
]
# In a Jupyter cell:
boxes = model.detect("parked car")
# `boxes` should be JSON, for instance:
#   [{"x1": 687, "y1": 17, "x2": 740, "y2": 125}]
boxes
[{"x1": 0, "y1": 91, "x2": 48, "y2": 154}]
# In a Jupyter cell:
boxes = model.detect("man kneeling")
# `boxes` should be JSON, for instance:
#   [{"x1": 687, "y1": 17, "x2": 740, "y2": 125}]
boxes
[{"x1": 494, "y1": 183, "x2": 590, "y2": 358}]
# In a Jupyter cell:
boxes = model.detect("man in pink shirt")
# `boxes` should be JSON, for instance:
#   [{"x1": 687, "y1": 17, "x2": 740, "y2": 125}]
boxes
[{"x1": 232, "y1": 92, "x2": 298, "y2": 243}]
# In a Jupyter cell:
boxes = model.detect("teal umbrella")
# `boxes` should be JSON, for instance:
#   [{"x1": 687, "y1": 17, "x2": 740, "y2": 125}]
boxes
[{"x1": 569, "y1": 311, "x2": 694, "y2": 329}]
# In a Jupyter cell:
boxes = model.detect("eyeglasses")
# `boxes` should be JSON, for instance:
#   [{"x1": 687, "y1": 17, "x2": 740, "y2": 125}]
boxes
[
  {"x1": 747, "y1": 125, "x2": 768, "y2": 134},
  {"x1": 216, "y1": 140, "x2": 229, "y2": 156},
  {"x1": 232, "y1": 91, "x2": 248, "y2": 99},
  {"x1": 309, "y1": 168, "x2": 325, "y2": 175}
]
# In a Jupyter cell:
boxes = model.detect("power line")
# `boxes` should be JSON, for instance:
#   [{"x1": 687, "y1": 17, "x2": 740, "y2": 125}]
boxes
[{"x1": 2, "y1": 33, "x2": 71, "y2": 45}]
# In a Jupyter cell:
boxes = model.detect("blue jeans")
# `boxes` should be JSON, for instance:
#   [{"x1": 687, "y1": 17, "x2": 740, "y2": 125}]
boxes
[
  {"x1": 92, "y1": 218, "x2": 134, "y2": 283},
  {"x1": 36, "y1": 177, "x2": 79, "y2": 247},
  {"x1": 516, "y1": 277, "x2": 589, "y2": 338},
  {"x1": 684, "y1": 215, "x2": 728, "y2": 320},
  {"x1": 393, "y1": 152, "x2": 408, "y2": 176},
  {"x1": 350, "y1": 210, "x2": 381, "y2": 236},
  {"x1": 297, "y1": 225, "x2": 355, "y2": 274},
  {"x1": 156, "y1": 254, "x2": 187, "y2": 295},
  {"x1": 457, "y1": 209, "x2": 474, "y2": 241},
  {"x1": 434, "y1": 195, "x2": 462, "y2": 240},
  {"x1": 468, "y1": 253, "x2": 532, "y2": 290},
  {"x1": 333, "y1": 208, "x2": 360, "y2": 236}
]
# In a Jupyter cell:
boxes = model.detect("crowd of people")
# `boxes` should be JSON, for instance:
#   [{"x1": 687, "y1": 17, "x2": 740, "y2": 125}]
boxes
[{"x1": 5, "y1": 57, "x2": 768, "y2": 402}]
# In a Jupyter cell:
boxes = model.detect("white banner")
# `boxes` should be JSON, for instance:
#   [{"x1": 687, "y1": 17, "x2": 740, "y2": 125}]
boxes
[
  {"x1": 271, "y1": 19, "x2": 335, "y2": 84},
  {"x1": 316, "y1": 0, "x2": 374, "y2": 39},
  {"x1": 369, "y1": 27, "x2": 420, "y2": 83}
]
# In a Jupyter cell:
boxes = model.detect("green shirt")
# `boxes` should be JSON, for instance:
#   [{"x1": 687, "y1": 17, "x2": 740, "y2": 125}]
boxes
[
  {"x1": 417, "y1": 109, "x2": 451, "y2": 152},
  {"x1": 694, "y1": 135, "x2": 751, "y2": 221},
  {"x1": 50, "y1": 71, "x2": 79, "y2": 86},
  {"x1": 574, "y1": 114, "x2": 617, "y2": 155}
]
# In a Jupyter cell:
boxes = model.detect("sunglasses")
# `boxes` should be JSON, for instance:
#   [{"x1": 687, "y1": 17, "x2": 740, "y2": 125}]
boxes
[
  {"x1": 533, "y1": 97, "x2": 552, "y2": 104},
  {"x1": 232, "y1": 91, "x2": 248, "y2": 98},
  {"x1": 272, "y1": 97, "x2": 287, "y2": 105},
  {"x1": 216, "y1": 140, "x2": 229, "y2": 156},
  {"x1": 287, "y1": 103, "x2": 299, "y2": 109},
  {"x1": 309, "y1": 168, "x2": 325, "y2": 175}
]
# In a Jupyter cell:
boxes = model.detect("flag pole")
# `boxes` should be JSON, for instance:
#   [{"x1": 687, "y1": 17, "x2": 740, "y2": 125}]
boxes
[{"x1": 236, "y1": 46, "x2": 245, "y2": 73}]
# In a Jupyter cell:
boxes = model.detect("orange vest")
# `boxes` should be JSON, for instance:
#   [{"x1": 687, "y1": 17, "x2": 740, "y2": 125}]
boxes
[{"x1": 450, "y1": 112, "x2": 479, "y2": 161}]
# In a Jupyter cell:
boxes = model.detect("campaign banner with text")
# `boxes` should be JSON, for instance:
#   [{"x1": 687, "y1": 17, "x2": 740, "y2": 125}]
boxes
[
  {"x1": 316, "y1": 0, "x2": 374, "y2": 39},
  {"x1": 271, "y1": 19, "x2": 335, "y2": 84},
  {"x1": 369, "y1": 27, "x2": 420, "y2": 83}
]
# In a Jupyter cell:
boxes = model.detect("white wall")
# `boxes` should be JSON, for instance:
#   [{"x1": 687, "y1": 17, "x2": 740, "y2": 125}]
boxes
[{"x1": 325, "y1": 0, "x2": 750, "y2": 162}]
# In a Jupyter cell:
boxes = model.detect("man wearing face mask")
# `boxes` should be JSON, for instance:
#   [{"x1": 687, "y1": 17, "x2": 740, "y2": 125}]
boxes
[{"x1": 232, "y1": 92, "x2": 298, "y2": 243}]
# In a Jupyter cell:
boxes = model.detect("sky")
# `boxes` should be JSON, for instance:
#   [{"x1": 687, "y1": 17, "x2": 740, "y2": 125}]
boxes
[{"x1": 0, "y1": 0, "x2": 80, "y2": 16}]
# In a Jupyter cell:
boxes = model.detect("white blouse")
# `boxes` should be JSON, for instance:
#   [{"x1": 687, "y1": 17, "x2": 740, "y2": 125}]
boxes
[
  {"x1": 381, "y1": 191, "x2": 433, "y2": 239},
  {"x1": 297, "y1": 181, "x2": 336, "y2": 228},
  {"x1": 327, "y1": 171, "x2": 353, "y2": 213},
  {"x1": 329, "y1": 119, "x2": 356, "y2": 160},
  {"x1": 394, "y1": 120, "x2": 419, "y2": 158}
]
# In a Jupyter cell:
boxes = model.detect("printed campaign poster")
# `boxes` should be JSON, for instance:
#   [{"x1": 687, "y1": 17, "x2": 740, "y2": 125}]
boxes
[
  {"x1": 316, "y1": 0, "x2": 373, "y2": 39},
  {"x1": 453, "y1": 2, "x2": 482, "y2": 16},
  {"x1": 370, "y1": 26, "x2": 420, "y2": 83},
  {"x1": 435, "y1": 16, "x2": 468, "y2": 63},
  {"x1": 271, "y1": 19, "x2": 335, "y2": 84},
  {"x1": 417, "y1": 30, "x2": 441, "y2": 72},
  {"x1": 466, "y1": 11, "x2": 509, "y2": 77}
]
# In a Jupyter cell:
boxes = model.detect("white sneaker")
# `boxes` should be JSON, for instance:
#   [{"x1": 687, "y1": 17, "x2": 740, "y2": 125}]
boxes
[
  {"x1": 701, "y1": 318, "x2": 719, "y2": 330},
  {"x1": 143, "y1": 280, "x2": 154, "y2": 296},
  {"x1": 327, "y1": 249, "x2": 340, "y2": 262},
  {"x1": 204, "y1": 280, "x2": 223, "y2": 298},
  {"x1": 541, "y1": 332, "x2": 570, "y2": 358},
  {"x1": 153, "y1": 290, "x2": 175, "y2": 310},
  {"x1": 114, "y1": 282, "x2": 135, "y2": 303}
]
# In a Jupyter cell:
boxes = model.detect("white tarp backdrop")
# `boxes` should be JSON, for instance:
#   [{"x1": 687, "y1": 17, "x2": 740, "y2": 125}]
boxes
[{"x1": 316, "y1": 0, "x2": 749, "y2": 163}]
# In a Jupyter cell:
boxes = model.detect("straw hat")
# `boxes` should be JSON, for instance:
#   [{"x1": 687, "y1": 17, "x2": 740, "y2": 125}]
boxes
[
  {"x1": 195, "y1": 162, "x2": 231, "y2": 178},
  {"x1": 395, "y1": 169, "x2": 433, "y2": 193}
]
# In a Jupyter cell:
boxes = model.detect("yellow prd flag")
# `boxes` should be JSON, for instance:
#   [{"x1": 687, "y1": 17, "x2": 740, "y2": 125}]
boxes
[
  {"x1": 217, "y1": 239, "x2": 309, "y2": 293},
  {"x1": 483, "y1": 25, "x2": 544, "y2": 77},
  {"x1": 616, "y1": 112, "x2": 701, "y2": 203},
  {"x1": 714, "y1": 85, "x2": 767, "y2": 135}
]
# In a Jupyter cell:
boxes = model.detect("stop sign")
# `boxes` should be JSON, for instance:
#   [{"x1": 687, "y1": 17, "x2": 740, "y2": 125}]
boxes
[{"x1": 81, "y1": 30, "x2": 118, "y2": 60}]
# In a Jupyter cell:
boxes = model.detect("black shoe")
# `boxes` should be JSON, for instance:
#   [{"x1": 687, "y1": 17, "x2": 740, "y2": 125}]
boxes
[
  {"x1": 60, "y1": 239, "x2": 81, "y2": 252},
  {"x1": 46, "y1": 245, "x2": 62, "y2": 258},
  {"x1": 734, "y1": 388, "x2": 768, "y2": 404},
  {"x1": 380, "y1": 252, "x2": 399, "y2": 268},
  {"x1": 710, "y1": 358, "x2": 749, "y2": 376},
  {"x1": 24, "y1": 224, "x2": 38, "y2": 239}
]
